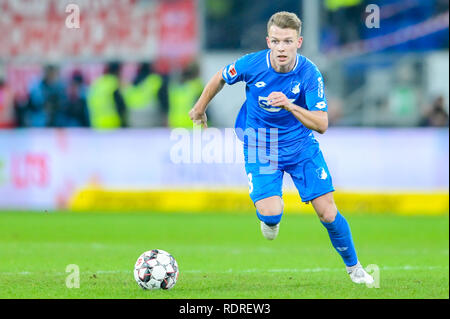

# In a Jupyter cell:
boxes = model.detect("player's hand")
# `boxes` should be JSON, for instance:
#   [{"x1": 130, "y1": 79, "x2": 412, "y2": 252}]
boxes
[
  {"x1": 189, "y1": 108, "x2": 208, "y2": 128},
  {"x1": 267, "y1": 92, "x2": 294, "y2": 112}
]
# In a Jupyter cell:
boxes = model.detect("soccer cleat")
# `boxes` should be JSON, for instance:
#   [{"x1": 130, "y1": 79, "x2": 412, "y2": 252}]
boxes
[
  {"x1": 260, "y1": 221, "x2": 280, "y2": 240},
  {"x1": 347, "y1": 262, "x2": 374, "y2": 284}
]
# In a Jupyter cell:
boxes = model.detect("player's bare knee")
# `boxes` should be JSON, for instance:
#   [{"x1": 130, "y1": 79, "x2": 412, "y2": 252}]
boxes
[
  {"x1": 312, "y1": 193, "x2": 337, "y2": 222},
  {"x1": 320, "y1": 211, "x2": 336, "y2": 223},
  {"x1": 314, "y1": 200, "x2": 337, "y2": 222},
  {"x1": 257, "y1": 205, "x2": 283, "y2": 216},
  {"x1": 255, "y1": 196, "x2": 283, "y2": 216},
  {"x1": 317, "y1": 206, "x2": 337, "y2": 223}
]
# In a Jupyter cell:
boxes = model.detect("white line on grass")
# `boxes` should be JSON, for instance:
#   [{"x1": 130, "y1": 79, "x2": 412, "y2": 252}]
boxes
[{"x1": 0, "y1": 265, "x2": 447, "y2": 276}]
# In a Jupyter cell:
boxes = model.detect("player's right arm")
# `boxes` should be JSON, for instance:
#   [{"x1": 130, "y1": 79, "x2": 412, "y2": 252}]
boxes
[
  {"x1": 189, "y1": 69, "x2": 225, "y2": 128},
  {"x1": 189, "y1": 53, "x2": 254, "y2": 128}
]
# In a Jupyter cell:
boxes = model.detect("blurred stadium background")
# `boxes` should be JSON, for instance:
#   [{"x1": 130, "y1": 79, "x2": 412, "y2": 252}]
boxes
[{"x1": 0, "y1": 0, "x2": 448, "y2": 216}]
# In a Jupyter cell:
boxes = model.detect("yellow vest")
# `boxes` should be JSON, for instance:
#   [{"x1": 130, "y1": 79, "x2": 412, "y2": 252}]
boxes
[
  {"x1": 124, "y1": 74, "x2": 163, "y2": 110},
  {"x1": 325, "y1": 0, "x2": 362, "y2": 11},
  {"x1": 168, "y1": 78, "x2": 203, "y2": 128},
  {"x1": 87, "y1": 74, "x2": 122, "y2": 129}
]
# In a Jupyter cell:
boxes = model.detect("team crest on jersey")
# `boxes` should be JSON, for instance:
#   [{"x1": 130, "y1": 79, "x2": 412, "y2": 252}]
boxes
[
  {"x1": 316, "y1": 167, "x2": 328, "y2": 180},
  {"x1": 290, "y1": 81, "x2": 301, "y2": 94},
  {"x1": 228, "y1": 64, "x2": 237, "y2": 77}
]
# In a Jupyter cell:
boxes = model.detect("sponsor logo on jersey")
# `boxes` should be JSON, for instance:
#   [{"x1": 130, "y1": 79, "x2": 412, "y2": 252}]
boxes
[
  {"x1": 258, "y1": 96, "x2": 295, "y2": 113},
  {"x1": 315, "y1": 101, "x2": 327, "y2": 109},
  {"x1": 228, "y1": 64, "x2": 237, "y2": 77},
  {"x1": 318, "y1": 77, "x2": 324, "y2": 98},
  {"x1": 255, "y1": 81, "x2": 266, "y2": 88}
]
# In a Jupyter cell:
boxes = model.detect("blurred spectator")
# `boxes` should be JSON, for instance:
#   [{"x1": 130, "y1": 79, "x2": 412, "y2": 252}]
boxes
[
  {"x1": 0, "y1": 78, "x2": 15, "y2": 128},
  {"x1": 123, "y1": 62, "x2": 164, "y2": 127},
  {"x1": 63, "y1": 70, "x2": 90, "y2": 127},
  {"x1": 27, "y1": 65, "x2": 66, "y2": 127},
  {"x1": 205, "y1": 0, "x2": 301, "y2": 50},
  {"x1": 205, "y1": 0, "x2": 240, "y2": 49},
  {"x1": 419, "y1": 96, "x2": 449, "y2": 127},
  {"x1": 87, "y1": 62, "x2": 127, "y2": 129},
  {"x1": 387, "y1": 63, "x2": 421, "y2": 126},
  {"x1": 322, "y1": 0, "x2": 364, "y2": 48},
  {"x1": 168, "y1": 62, "x2": 204, "y2": 128},
  {"x1": 14, "y1": 92, "x2": 29, "y2": 128}
]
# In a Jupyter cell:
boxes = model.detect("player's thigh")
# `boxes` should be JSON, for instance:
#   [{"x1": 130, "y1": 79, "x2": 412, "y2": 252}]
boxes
[
  {"x1": 286, "y1": 148, "x2": 335, "y2": 203},
  {"x1": 245, "y1": 162, "x2": 283, "y2": 207}
]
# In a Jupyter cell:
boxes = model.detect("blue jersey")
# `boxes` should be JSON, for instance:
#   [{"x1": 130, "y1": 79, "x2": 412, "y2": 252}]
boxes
[{"x1": 222, "y1": 49, "x2": 327, "y2": 153}]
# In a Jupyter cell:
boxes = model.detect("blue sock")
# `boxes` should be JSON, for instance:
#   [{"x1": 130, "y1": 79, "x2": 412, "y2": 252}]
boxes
[
  {"x1": 321, "y1": 211, "x2": 358, "y2": 267},
  {"x1": 256, "y1": 211, "x2": 283, "y2": 226}
]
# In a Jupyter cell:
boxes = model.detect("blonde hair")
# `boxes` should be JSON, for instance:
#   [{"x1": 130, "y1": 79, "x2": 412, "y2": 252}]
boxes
[{"x1": 267, "y1": 11, "x2": 302, "y2": 36}]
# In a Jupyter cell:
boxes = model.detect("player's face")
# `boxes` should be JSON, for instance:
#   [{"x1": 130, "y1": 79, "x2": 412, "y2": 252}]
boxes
[{"x1": 266, "y1": 25, "x2": 303, "y2": 72}]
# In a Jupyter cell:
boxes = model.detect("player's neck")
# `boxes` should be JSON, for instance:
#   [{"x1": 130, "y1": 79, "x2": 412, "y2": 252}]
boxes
[{"x1": 270, "y1": 53, "x2": 296, "y2": 73}]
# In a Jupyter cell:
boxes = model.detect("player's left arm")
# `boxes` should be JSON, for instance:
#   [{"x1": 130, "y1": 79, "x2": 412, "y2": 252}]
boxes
[{"x1": 267, "y1": 92, "x2": 328, "y2": 134}]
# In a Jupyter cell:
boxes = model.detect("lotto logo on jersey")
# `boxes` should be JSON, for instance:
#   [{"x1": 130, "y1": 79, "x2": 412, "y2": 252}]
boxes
[
  {"x1": 315, "y1": 101, "x2": 327, "y2": 109},
  {"x1": 228, "y1": 64, "x2": 237, "y2": 77}
]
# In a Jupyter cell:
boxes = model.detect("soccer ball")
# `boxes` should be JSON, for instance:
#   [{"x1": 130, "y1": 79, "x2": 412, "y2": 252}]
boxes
[{"x1": 134, "y1": 249, "x2": 179, "y2": 290}]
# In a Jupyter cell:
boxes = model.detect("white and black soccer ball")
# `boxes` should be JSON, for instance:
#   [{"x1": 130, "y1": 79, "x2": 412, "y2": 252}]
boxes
[{"x1": 134, "y1": 249, "x2": 179, "y2": 290}]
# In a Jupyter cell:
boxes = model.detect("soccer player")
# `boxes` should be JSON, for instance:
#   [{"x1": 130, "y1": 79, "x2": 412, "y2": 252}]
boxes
[{"x1": 189, "y1": 11, "x2": 373, "y2": 284}]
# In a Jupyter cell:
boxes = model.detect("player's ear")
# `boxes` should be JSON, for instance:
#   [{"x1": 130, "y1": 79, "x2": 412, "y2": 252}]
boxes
[
  {"x1": 297, "y1": 36, "x2": 303, "y2": 49},
  {"x1": 266, "y1": 36, "x2": 271, "y2": 48}
]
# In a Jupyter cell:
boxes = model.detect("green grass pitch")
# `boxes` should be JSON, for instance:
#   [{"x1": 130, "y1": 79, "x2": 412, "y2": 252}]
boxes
[{"x1": 0, "y1": 211, "x2": 448, "y2": 299}]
